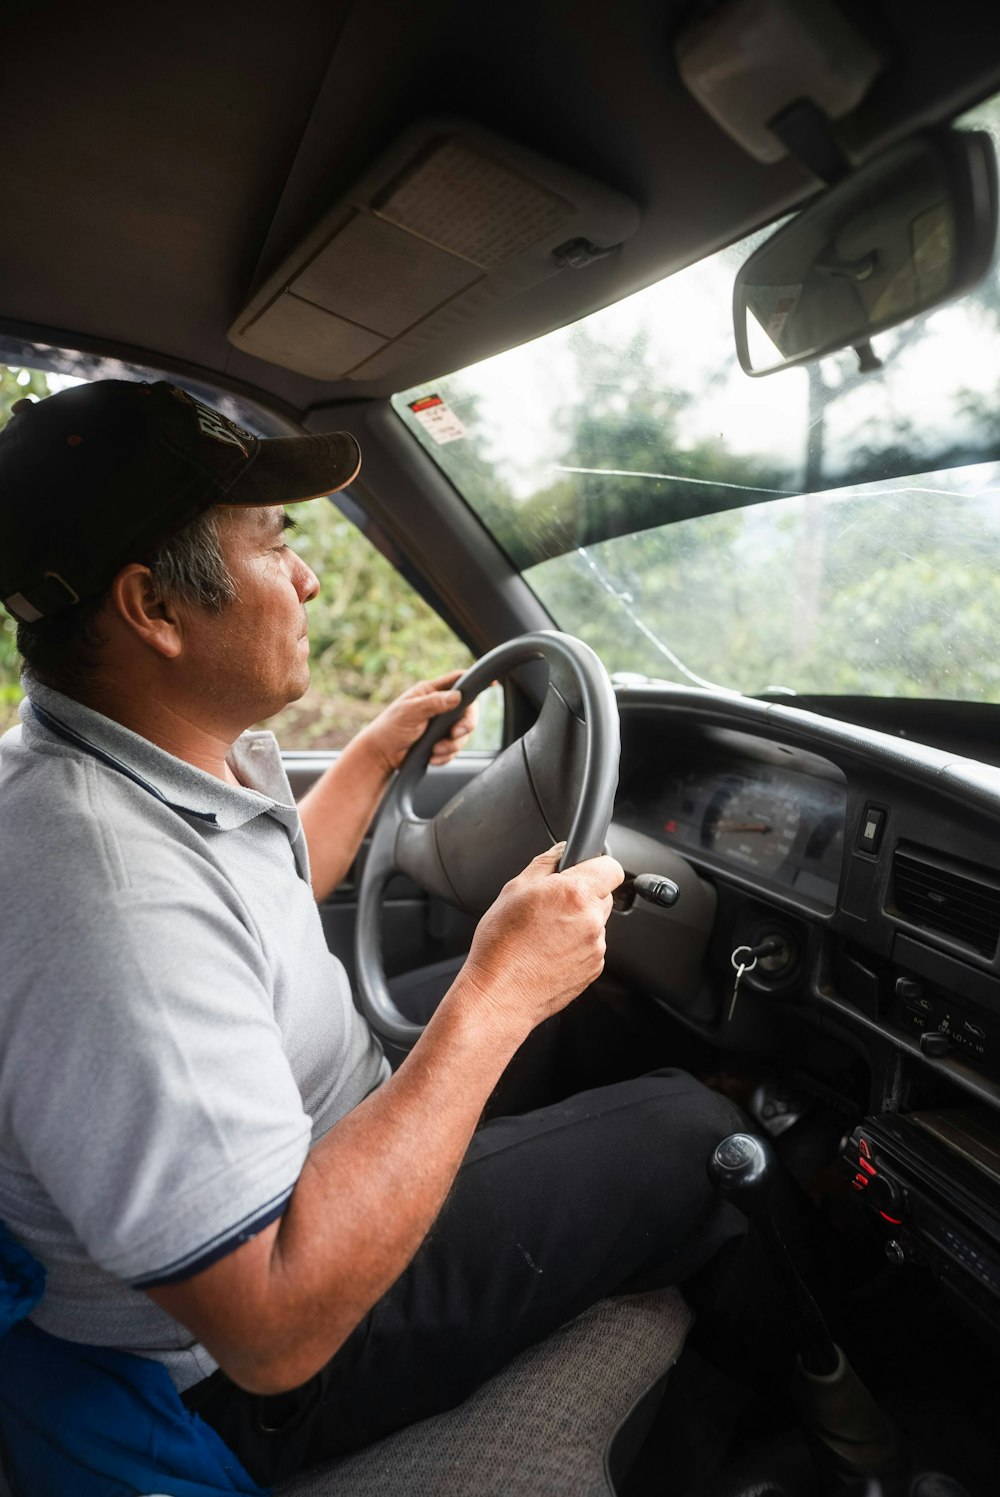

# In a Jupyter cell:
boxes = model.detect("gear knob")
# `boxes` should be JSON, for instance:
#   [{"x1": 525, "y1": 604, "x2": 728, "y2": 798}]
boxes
[{"x1": 707, "y1": 1132, "x2": 778, "y2": 1218}]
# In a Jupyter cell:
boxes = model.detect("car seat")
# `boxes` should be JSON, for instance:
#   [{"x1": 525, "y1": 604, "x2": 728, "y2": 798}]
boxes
[{"x1": 272, "y1": 1289, "x2": 691, "y2": 1497}]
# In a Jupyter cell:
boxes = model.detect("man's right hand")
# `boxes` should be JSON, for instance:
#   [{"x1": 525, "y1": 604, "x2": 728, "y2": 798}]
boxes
[{"x1": 457, "y1": 843, "x2": 625, "y2": 1040}]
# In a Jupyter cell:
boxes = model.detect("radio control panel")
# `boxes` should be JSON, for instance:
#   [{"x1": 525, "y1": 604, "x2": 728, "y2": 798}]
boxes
[{"x1": 844, "y1": 1110, "x2": 1000, "y2": 1328}]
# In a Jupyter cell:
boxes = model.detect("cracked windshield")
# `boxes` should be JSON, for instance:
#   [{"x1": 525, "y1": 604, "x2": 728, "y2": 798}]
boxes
[{"x1": 395, "y1": 99, "x2": 1000, "y2": 703}]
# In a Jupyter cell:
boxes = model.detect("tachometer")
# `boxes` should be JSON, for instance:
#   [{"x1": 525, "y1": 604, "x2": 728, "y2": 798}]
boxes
[{"x1": 703, "y1": 778, "x2": 801, "y2": 875}]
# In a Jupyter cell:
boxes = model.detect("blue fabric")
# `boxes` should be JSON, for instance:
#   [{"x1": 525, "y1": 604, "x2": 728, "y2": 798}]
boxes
[
  {"x1": 0, "y1": 1321, "x2": 270, "y2": 1496},
  {"x1": 0, "y1": 1228, "x2": 268, "y2": 1497},
  {"x1": 0, "y1": 1222, "x2": 44, "y2": 1336}
]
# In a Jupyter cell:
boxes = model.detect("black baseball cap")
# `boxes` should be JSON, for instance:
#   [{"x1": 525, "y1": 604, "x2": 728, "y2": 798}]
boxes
[{"x1": 0, "y1": 379, "x2": 362, "y2": 622}]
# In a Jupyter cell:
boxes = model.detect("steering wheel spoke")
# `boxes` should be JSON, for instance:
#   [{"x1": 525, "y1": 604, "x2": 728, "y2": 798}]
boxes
[{"x1": 394, "y1": 814, "x2": 457, "y2": 904}]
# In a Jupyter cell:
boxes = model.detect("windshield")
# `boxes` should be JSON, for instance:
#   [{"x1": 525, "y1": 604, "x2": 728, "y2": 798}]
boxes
[{"x1": 393, "y1": 96, "x2": 1000, "y2": 702}]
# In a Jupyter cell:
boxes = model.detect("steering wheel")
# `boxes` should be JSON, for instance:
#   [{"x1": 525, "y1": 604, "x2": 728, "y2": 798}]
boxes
[{"x1": 355, "y1": 631, "x2": 620, "y2": 1048}]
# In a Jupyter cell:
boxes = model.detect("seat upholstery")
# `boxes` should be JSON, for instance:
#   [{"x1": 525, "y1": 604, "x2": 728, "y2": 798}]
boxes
[{"x1": 276, "y1": 1288, "x2": 692, "y2": 1497}]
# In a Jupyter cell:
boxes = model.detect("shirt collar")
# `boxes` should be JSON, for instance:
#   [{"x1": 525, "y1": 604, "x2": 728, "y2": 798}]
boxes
[{"x1": 22, "y1": 680, "x2": 300, "y2": 836}]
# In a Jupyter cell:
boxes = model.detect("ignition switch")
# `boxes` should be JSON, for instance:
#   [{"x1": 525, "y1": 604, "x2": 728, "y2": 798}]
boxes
[{"x1": 756, "y1": 934, "x2": 795, "y2": 977}]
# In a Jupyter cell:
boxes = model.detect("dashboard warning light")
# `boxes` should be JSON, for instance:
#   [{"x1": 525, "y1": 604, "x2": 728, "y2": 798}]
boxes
[{"x1": 664, "y1": 819, "x2": 678, "y2": 834}]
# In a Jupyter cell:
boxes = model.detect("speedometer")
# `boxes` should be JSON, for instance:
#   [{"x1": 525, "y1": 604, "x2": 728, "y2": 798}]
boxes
[{"x1": 702, "y1": 779, "x2": 801, "y2": 875}]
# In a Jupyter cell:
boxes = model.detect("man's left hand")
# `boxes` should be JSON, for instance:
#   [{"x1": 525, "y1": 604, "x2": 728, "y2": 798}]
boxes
[{"x1": 360, "y1": 670, "x2": 478, "y2": 773}]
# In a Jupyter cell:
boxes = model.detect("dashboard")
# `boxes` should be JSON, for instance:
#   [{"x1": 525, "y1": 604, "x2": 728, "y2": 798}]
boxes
[
  {"x1": 308, "y1": 670, "x2": 1000, "y2": 1485},
  {"x1": 607, "y1": 683, "x2": 1000, "y2": 1349}
]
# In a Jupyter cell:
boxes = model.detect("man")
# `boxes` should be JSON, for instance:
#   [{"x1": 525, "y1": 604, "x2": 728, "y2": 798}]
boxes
[{"x1": 0, "y1": 380, "x2": 743, "y2": 1489}]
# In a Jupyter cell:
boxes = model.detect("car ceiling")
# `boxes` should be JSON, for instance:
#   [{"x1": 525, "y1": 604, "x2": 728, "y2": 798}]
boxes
[{"x1": 3, "y1": 0, "x2": 1000, "y2": 423}]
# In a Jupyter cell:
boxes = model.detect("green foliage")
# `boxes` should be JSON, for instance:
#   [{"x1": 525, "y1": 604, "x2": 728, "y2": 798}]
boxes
[
  {"x1": 0, "y1": 364, "x2": 49, "y2": 422},
  {"x1": 806, "y1": 493, "x2": 1000, "y2": 699},
  {"x1": 531, "y1": 484, "x2": 1000, "y2": 701},
  {"x1": 272, "y1": 505, "x2": 474, "y2": 747},
  {"x1": 0, "y1": 367, "x2": 51, "y2": 726}
]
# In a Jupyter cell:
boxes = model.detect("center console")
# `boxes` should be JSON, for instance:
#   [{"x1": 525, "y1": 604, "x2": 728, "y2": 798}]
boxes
[{"x1": 844, "y1": 1106, "x2": 1000, "y2": 1334}]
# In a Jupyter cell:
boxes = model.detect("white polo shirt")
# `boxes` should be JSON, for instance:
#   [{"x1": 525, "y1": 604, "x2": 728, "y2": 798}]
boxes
[{"x1": 0, "y1": 681, "x2": 389, "y2": 1390}]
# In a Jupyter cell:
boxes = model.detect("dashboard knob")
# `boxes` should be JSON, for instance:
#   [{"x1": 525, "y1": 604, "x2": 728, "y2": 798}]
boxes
[
  {"x1": 895, "y1": 976, "x2": 923, "y2": 1002},
  {"x1": 920, "y1": 1030, "x2": 950, "y2": 1059},
  {"x1": 868, "y1": 1170, "x2": 907, "y2": 1218}
]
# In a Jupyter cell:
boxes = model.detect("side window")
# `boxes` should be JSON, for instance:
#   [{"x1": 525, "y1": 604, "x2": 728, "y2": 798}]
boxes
[
  {"x1": 263, "y1": 496, "x2": 503, "y2": 752},
  {"x1": 0, "y1": 365, "x2": 54, "y2": 736}
]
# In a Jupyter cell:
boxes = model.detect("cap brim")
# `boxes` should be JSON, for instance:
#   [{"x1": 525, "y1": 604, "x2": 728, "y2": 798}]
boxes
[{"x1": 220, "y1": 430, "x2": 362, "y2": 507}]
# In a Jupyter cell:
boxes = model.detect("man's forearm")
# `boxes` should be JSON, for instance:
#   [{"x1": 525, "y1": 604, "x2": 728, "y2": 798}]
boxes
[
  {"x1": 148, "y1": 976, "x2": 528, "y2": 1393},
  {"x1": 260, "y1": 980, "x2": 523, "y2": 1388},
  {"x1": 297, "y1": 729, "x2": 391, "y2": 901}
]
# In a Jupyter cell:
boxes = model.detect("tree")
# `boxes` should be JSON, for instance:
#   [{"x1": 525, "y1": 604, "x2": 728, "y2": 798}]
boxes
[{"x1": 494, "y1": 327, "x2": 797, "y2": 690}]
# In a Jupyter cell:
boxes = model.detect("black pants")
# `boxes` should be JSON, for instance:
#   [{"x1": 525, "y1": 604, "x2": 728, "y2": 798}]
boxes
[{"x1": 182, "y1": 1067, "x2": 745, "y2": 1488}]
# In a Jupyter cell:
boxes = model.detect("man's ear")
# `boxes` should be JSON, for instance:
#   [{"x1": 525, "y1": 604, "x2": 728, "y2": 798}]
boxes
[{"x1": 108, "y1": 565, "x2": 184, "y2": 659}]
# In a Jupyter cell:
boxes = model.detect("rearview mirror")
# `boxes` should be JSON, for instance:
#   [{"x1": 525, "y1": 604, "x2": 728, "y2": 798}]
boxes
[{"x1": 734, "y1": 129, "x2": 998, "y2": 375}]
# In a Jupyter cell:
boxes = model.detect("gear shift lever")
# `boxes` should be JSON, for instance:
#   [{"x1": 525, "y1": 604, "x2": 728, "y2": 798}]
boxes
[
  {"x1": 708, "y1": 1132, "x2": 838, "y2": 1375},
  {"x1": 709, "y1": 1132, "x2": 905, "y2": 1484}
]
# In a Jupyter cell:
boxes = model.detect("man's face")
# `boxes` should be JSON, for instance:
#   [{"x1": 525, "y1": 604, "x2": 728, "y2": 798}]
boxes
[{"x1": 179, "y1": 505, "x2": 320, "y2": 727}]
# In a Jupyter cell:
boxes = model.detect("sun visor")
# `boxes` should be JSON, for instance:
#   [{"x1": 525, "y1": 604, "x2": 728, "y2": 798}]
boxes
[{"x1": 227, "y1": 121, "x2": 640, "y2": 381}]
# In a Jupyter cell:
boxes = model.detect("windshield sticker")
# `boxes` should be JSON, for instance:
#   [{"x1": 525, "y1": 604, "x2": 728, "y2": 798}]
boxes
[{"x1": 408, "y1": 394, "x2": 467, "y2": 445}]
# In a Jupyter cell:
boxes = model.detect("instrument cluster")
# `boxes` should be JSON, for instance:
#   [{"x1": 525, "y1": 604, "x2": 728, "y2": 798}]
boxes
[{"x1": 617, "y1": 746, "x2": 848, "y2": 906}]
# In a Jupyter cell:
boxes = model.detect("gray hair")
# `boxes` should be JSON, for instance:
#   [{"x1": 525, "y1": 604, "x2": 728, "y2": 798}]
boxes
[
  {"x1": 16, "y1": 506, "x2": 238, "y2": 689},
  {"x1": 146, "y1": 507, "x2": 238, "y2": 613}
]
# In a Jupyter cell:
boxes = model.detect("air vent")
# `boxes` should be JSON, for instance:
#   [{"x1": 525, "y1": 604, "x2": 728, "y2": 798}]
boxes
[{"x1": 891, "y1": 845, "x2": 1000, "y2": 958}]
